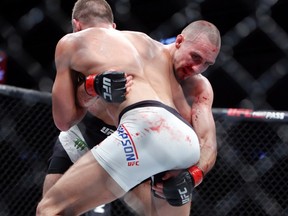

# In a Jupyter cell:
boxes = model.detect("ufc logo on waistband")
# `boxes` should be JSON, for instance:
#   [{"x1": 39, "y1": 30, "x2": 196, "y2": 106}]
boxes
[
  {"x1": 103, "y1": 77, "x2": 112, "y2": 101},
  {"x1": 100, "y1": 127, "x2": 114, "y2": 136}
]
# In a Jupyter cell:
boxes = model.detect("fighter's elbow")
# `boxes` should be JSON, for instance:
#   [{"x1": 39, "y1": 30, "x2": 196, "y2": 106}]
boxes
[{"x1": 54, "y1": 120, "x2": 72, "y2": 131}]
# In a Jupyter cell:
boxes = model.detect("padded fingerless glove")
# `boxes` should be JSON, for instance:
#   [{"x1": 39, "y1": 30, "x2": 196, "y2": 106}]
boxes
[
  {"x1": 163, "y1": 171, "x2": 193, "y2": 206},
  {"x1": 85, "y1": 71, "x2": 126, "y2": 103},
  {"x1": 153, "y1": 166, "x2": 204, "y2": 206}
]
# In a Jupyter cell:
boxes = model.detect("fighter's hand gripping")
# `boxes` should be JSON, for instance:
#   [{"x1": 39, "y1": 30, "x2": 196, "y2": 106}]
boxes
[
  {"x1": 85, "y1": 71, "x2": 128, "y2": 103},
  {"x1": 163, "y1": 166, "x2": 204, "y2": 206},
  {"x1": 162, "y1": 171, "x2": 193, "y2": 206}
]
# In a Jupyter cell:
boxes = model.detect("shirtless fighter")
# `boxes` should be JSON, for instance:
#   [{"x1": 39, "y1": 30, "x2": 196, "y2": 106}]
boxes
[
  {"x1": 39, "y1": 1, "x2": 220, "y2": 215},
  {"x1": 37, "y1": 17, "x2": 202, "y2": 216}
]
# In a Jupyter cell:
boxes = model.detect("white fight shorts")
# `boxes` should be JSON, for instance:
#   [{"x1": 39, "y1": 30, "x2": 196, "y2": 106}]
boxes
[
  {"x1": 91, "y1": 100, "x2": 200, "y2": 192},
  {"x1": 59, "y1": 125, "x2": 89, "y2": 163}
]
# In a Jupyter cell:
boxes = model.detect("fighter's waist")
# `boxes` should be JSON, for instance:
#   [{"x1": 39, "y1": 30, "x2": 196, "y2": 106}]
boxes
[{"x1": 118, "y1": 100, "x2": 190, "y2": 127}]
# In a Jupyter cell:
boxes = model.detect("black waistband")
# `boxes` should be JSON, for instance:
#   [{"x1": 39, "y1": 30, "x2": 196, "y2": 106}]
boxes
[{"x1": 118, "y1": 100, "x2": 191, "y2": 128}]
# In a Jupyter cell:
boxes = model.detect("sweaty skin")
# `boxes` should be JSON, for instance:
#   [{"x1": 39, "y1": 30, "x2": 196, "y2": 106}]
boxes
[
  {"x1": 40, "y1": 16, "x2": 220, "y2": 216},
  {"x1": 38, "y1": 27, "x2": 196, "y2": 216},
  {"x1": 52, "y1": 28, "x2": 182, "y2": 130}
]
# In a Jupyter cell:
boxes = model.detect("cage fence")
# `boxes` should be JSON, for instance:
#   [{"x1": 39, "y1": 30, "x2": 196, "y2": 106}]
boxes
[{"x1": 0, "y1": 84, "x2": 287, "y2": 216}]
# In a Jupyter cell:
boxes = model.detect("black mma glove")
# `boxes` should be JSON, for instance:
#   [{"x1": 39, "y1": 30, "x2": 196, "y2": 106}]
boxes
[
  {"x1": 162, "y1": 166, "x2": 204, "y2": 206},
  {"x1": 85, "y1": 71, "x2": 126, "y2": 103},
  {"x1": 162, "y1": 171, "x2": 193, "y2": 206}
]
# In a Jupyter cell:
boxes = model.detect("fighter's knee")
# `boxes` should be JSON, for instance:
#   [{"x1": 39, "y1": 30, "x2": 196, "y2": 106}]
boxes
[
  {"x1": 36, "y1": 198, "x2": 64, "y2": 216},
  {"x1": 36, "y1": 199, "x2": 49, "y2": 216}
]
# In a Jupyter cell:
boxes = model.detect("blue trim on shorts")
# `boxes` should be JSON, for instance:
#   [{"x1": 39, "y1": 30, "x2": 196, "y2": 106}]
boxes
[{"x1": 118, "y1": 100, "x2": 192, "y2": 128}]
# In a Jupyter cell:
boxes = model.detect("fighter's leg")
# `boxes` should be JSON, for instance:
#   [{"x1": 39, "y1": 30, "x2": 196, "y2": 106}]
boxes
[
  {"x1": 152, "y1": 195, "x2": 191, "y2": 216},
  {"x1": 123, "y1": 179, "x2": 191, "y2": 216},
  {"x1": 42, "y1": 138, "x2": 73, "y2": 195},
  {"x1": 122, "y1": 180, "x2": 153, "y2": 216},
  {"x1": 42, "y1": 173, "x2": 63, "y2": 195},
  {"x1": 36, "y1": 151, "x2": 126, "y2": 216}
]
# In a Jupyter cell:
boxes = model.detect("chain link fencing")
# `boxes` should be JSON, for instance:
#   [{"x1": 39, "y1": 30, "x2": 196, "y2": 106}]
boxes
[
  {"x1": 0, "y1": 84, "x2": 287, "y2": 216},
  {"x1": 1, "y1": 0, "x2": 288, "y2": 215},
  {"x1": 0, "y1": 0, "x2": 288, "y2": 111}
]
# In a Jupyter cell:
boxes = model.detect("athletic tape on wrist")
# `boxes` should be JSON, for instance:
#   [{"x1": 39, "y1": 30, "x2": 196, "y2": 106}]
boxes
[
  {"x1": 188, "y1": 166, "x2": 204, "y2": 187},
  {"x1": 85, "y1": 74, "x2": 98, "y2": 96}
]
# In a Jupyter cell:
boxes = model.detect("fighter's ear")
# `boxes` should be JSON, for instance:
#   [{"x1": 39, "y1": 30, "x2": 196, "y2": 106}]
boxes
[
  {"x1": 72, "y1": 19, "x2": 82, "y2": 32},
  {"x1": 175, "y1": 34, "x2": 184, "y2": 48}
]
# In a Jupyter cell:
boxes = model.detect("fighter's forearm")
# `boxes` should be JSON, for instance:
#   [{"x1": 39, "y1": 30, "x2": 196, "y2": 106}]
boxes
[
  {"x1": 195, "y1": 139, "x2": 217, "y2": 176},
  {"x1": 190, "y1": 104, "x2": 217, "y2": 175}
]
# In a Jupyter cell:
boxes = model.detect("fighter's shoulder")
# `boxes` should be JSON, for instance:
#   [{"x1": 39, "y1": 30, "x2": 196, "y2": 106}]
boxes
[
  {"x1": 122, "y1": 30, "x2": 159, "y2": 44},
  {"x1": 122, "y1": 30, "x2": 149, "y2": 38},
  {"x1": 192, "y1": 74, "x2": 211, "y2": 87},
  {"x1": 57, "y1": 28, "x2": 101, "y2": 44},
  {"x1": 56, "y1": 32, "x2": 79, "y2": 51},
  {"x1": 185, "y1": 74, "x2": 213, "y2": 96}
]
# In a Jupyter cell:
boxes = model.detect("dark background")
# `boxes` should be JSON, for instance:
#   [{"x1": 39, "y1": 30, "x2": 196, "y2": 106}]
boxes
[
  {"x1": 0, "y1": 1, "x2": 288, "y2": 215},
  {"x1": 0, "y1": 0, "x2": 287, "y2": 110}
]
